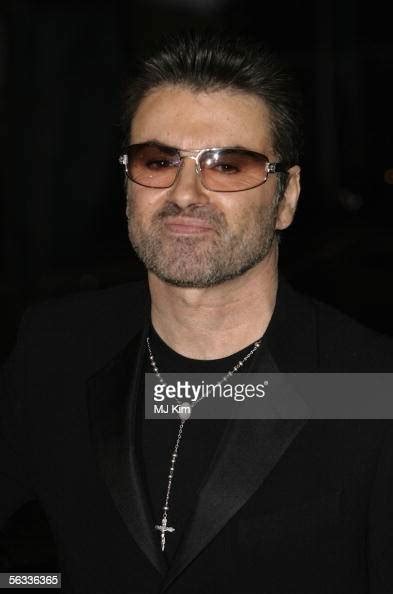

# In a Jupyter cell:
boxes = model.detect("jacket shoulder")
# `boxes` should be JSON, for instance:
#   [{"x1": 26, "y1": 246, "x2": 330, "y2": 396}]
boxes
[
  {"x1": 3, "y1": 280, "x2": 149, "y2": 382},
  {"x1": 20, "y1": 280, "x2": 147, "y2": 339},
  {"x1": 275, "y1": 279, "x2": 393, "y2": 371},
  {"x1": 305, "y1": 286, "x2": 393, "y2": 370}
]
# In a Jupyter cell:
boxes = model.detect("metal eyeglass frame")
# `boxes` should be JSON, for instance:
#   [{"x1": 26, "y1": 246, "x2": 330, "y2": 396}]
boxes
[{"x1": 118, "y1": 142, "x2": 289, "y2": 192}]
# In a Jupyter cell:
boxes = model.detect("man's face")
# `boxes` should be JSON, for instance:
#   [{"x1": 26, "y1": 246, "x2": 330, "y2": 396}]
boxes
[{"x1": 126, "y1": 85, "x2": 300, "y2": 288}]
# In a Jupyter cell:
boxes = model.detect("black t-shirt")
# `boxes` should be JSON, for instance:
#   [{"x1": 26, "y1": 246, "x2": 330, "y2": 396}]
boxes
[{"x1": 135, "y1": 324, "x2": 259, "y2": 562}]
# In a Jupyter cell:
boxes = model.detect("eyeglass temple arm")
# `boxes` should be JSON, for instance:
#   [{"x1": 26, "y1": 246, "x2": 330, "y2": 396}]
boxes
[{"x1": 268, "y1": 162, "x2": 291, "y2": 173}]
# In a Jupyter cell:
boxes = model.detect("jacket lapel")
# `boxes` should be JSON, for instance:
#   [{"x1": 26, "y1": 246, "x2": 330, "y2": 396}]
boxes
[
  {"x1": 87, "y1": 318, "x2": 167, "y2": 576},
  {"x1": 162, "y1": 278, "x2": 317, "y2": 590}
]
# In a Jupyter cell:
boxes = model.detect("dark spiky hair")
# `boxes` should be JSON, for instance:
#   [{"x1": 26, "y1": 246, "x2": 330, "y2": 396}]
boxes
[{"x1": 122, "y1": 30, "x2": 303, "y2": 167}]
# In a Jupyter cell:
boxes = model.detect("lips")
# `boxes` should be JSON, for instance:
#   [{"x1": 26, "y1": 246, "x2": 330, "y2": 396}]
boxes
[{"x1": 164, "y1": 217, "x2": 214, "y2": 234}]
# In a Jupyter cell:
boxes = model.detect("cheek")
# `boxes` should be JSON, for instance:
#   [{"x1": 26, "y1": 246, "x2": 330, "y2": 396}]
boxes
[
  {"x1": 127, "y1": 186, "x2": 160, "y2": 221},
  {"x1": 220, "y1": 194, "x2": 263, "y2": 227}
]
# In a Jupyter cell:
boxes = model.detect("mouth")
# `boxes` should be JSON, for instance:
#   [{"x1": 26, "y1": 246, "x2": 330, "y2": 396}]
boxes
[{"x1": 163, "y1": 217, "x2": 215, "y2": 235}]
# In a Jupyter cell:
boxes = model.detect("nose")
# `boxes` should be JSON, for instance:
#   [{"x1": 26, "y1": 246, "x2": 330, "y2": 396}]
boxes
[{"x1": 166, "y1": 156, "x2": 210, "y2": 209}]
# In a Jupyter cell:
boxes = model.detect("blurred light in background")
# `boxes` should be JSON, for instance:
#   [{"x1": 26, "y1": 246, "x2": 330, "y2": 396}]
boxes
[{"x1": 384, "y1": 168, "x2": 393, "y2": 184}]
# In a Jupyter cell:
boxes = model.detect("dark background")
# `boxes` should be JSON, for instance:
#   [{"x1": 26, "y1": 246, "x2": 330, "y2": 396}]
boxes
[{"x1": 0, "y1": 0, "x2": 392, "y2": 574}]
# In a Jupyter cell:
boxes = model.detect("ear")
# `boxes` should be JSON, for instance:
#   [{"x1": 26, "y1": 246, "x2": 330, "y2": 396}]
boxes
[{"x1": 275, "y1": 165, "x2": 301, "y2": 230}]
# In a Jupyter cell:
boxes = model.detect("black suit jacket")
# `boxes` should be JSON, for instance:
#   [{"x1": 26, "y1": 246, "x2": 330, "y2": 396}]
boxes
[{"x1": 1, "y1": 278, "x2": 393, "y2": 593}]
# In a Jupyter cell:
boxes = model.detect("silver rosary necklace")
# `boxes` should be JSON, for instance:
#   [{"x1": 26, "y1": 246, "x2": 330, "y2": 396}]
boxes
[{"x1": 146, "y1": 335, "x2": 262, "y2": 551}]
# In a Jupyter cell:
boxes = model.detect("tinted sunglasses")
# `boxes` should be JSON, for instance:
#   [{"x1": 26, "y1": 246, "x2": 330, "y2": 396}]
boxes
[{"x1": 119, "y1": 142, "x2": 288, "y2": 192}]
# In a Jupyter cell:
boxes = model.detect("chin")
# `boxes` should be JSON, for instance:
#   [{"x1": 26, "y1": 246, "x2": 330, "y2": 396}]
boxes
[{"x1": 149, "y1": 256, "x2": 268, "y2": 289}]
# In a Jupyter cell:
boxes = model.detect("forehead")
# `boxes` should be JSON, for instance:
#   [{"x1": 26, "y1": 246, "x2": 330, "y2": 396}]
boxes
[{"x1": 130, "y1": 85, "x2": 274, "y2": 153}]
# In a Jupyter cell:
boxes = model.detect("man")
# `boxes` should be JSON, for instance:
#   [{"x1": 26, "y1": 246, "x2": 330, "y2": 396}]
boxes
[{"x1": 1, "y1": 31, "x2": 393, "y2": 593}]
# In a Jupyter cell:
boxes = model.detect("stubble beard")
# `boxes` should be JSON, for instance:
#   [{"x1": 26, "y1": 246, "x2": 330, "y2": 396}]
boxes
[{"x1": 127, "y1": 197, "x2": 279, "y2": 288}]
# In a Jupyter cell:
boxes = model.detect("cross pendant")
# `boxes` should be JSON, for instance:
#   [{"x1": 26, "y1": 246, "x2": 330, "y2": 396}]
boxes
[{"x1": 155, "y1": 516, "x2": 175, "y2": 551}]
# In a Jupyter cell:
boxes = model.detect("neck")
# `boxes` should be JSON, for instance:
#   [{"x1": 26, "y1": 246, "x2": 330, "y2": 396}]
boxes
[{"x1": 148, "y1": 243, "x2": 279, "y2": 360}]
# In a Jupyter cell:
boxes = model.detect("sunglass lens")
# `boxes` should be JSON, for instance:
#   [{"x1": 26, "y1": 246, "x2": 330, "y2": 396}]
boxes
[
  {"x1": 127, "y1": 144, "x2": 180, "y2": 188},
  {"x1": 200, "y1": 149, "x2": 268, "y2": 191}
]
